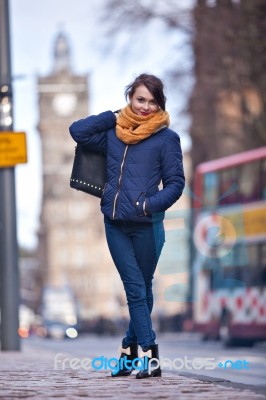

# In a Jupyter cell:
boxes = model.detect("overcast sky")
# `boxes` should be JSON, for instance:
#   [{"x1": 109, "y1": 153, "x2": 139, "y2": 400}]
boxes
[{"x1": 10, "y1": 0, "x2": 194, "y2": 249}]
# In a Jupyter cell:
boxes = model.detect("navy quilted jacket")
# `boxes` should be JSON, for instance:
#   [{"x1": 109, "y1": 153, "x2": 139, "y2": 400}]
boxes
[{"x1": 69, "y1": 111, "x2": 185, "y2": 223}]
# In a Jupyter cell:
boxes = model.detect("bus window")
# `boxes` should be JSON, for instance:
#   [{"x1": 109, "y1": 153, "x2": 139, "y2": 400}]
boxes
[
  {"x1": 260, "y1": 243, "x2": 266, "y2": 284},
  {"x1": 246, "y1": 244, "x2": 260, "y2": 286},
  {"x1": 223, "y1": 266, "x2": 242, "y2": 285},
  {"x1": 203, "y1": 172, "x2": 219, "y2": 207},
  {"x1": 238, "y1": 161, "x2": 260, "y2": 202},
  {"x1": 248, "y1": 244, "x2": 258, "y2": 267},
  {"x1": 221, "y1": 243, "x2": 248, "y2": 287},
  {"x1": 234, "y1": 242, "x2": 248, "y2": 267},
  {"x1": 219, "y1": 167, "x2": 239, "y2": 205},
  {"x1": 262, "y1": 159, "x2": 266, "y2": 200}
]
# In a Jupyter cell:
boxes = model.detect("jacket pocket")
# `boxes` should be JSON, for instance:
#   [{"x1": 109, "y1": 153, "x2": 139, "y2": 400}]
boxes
[{"x1": 135, "y1": 192, "x2": 146, "y2": 217}]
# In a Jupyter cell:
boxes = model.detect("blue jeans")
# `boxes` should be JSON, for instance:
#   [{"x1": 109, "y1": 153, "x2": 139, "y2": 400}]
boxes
[{"x1": 104, "y1": 217, "x2": 165, "y2": 350}]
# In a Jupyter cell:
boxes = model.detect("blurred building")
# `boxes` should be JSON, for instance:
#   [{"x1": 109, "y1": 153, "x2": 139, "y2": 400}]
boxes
[
  {"x1": 19, "y1": 248, "x2": 42, "y2": 314},
  {"x1": 36, "y1": 31, "x2": 190, "y2": 332},
  {"x1": 37, "y1": 32, "x2": 125, "y2": 328},
  {"x1": 189, "y1": 0, "x2": 266, "y2": 172}
]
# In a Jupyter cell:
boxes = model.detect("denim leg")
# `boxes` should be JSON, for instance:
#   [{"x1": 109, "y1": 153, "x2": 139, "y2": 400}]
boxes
[
  {"x1": 124, "y1": 222, "x2": 165, "y2": 347},
  {"x1": 104, "y1": 219, "x2": 165, "y2": 350}
]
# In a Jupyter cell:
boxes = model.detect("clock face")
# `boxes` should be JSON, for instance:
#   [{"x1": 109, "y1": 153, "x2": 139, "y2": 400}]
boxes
[{"x1": 52, "y1": 93, "x2": 77, "y2": 116}]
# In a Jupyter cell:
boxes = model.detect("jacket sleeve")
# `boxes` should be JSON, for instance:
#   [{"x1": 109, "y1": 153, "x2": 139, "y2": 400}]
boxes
[
  {"x1": 146, "y1": 133, "x2": 185, "y2": 214},
  {"x1": 69, "y1": 111, "x2": 116, "y2": 153}
]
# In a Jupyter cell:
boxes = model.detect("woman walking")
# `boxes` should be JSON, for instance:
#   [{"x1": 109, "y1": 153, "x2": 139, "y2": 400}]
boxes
[{"x1": 69, "y1": 73, "x2": 185, "y2": 378}]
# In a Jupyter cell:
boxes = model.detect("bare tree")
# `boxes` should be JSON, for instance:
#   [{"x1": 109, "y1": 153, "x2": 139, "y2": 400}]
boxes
[
  {"x1": 98, "y1": 0, "x2": 194, "y2": 141},
  {"x1": 100, "y1": 0, "x2": 266, "y2": 171},
  {"x1": 100, "y1": 0, "x2": 193, "y2": 34}
]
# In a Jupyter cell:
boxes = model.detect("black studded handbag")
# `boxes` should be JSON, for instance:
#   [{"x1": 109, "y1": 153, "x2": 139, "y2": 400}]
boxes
[{"x1": 70, "y1": 144, "x2": 107, "y2": 198}]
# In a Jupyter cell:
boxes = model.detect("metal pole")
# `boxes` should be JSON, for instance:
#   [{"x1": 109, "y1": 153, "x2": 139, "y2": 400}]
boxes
[{"x1": 0, "y1": 0, "x2": 20, "y2": 350}]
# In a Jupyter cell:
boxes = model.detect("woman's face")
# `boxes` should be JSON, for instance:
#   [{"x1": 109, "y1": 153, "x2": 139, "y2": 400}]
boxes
[{"x1": 130, "y1": 84, "x2": 159, "y2": 117}]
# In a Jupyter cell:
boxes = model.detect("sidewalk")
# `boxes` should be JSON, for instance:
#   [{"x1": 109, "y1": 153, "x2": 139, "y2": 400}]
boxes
[{"x1": 0, "y1": 345, "x2": 265, "y2": 400}]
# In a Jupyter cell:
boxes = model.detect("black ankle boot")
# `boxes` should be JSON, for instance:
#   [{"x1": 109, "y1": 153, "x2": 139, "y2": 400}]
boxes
[
  {"x1": 136, "y1": 344, "x2": 161, "y2": 379},
  {"x1": 111, "y1": 343, "x2": 138, "y2": 377}
]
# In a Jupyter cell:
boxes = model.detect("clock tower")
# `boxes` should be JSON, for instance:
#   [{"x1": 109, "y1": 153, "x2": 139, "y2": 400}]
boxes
[{"x1": 37, "y1": 32, "x2": 124, "y2": 323}]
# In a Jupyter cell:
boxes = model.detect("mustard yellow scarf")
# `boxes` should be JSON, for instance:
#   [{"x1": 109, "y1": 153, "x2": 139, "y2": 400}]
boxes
[{"x1": 116, "y1": 104, "x2": 170, "y2": 144}]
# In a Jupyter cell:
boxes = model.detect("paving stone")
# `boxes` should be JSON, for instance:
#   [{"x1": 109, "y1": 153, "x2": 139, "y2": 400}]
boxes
[{"x1": 0, "y1": 348, "x2": 265, "y2": 400}]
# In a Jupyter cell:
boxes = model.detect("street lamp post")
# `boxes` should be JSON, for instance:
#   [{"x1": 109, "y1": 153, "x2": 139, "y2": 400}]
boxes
[{"x1": 0, "y1": 0, "x2": 20, "y2": 351}]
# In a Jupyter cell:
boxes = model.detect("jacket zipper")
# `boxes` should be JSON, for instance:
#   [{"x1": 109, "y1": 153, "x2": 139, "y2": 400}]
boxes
[{"x1": 112, "y1": 145, "x2": 128, "y2": 219}]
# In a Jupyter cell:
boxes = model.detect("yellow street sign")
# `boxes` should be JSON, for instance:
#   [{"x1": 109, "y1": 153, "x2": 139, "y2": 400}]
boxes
[{"x1": 0, "y1": 131, "x2": 27, "y2": 167}]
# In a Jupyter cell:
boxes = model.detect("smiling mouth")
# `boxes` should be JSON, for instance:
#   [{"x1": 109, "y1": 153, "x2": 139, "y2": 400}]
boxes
[{"x1": 140, "y1": 112, "x2": 150, "y2": 116}]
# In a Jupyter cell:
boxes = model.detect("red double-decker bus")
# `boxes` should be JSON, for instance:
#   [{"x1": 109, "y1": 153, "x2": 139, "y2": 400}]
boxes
[{"x1": 192, "y1": 147, "x2": 266, "y2": 345}]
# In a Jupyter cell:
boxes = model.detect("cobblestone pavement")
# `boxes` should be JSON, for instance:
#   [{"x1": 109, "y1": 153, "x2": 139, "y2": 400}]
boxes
[{"x1": 0, "y1": 348, "x2": 265, "y2": 400}]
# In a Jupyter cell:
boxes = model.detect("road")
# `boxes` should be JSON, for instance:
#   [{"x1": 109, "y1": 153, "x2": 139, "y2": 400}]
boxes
[{"x1": 23, "y1": 332, "x2": 266, "y2": 387}]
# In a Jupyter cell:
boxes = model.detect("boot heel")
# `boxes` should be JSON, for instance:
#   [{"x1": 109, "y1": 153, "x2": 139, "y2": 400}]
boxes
[
  {"x1": 111, "y1": 343, "x2": 138, "y2": 377},
  {"x1": 151, "y1": 368, "x2": 162, "y2": 377}
]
